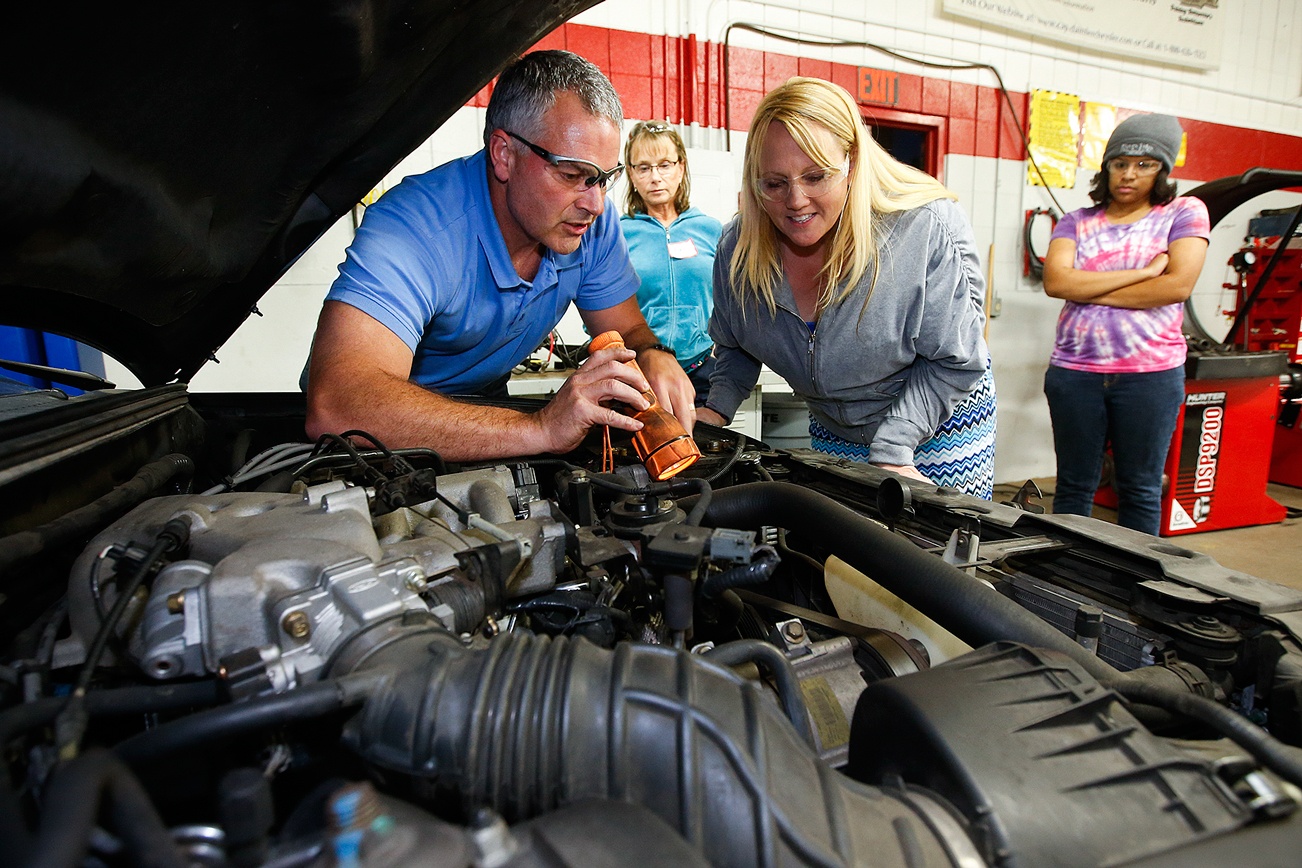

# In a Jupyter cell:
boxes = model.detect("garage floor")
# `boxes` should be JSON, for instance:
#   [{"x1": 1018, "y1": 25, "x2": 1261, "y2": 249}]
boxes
[{"x1": 993, "y1": 480, "x2": 1302, "y2": 591}]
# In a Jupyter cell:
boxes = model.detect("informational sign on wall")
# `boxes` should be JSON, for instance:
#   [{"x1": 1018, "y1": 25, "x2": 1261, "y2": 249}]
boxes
[
  {"x1": 1028, "y1": 90, "x2": 1080, "y2": 188},
  {"x1": 943, "y1": 0, "x2": 1223, "y2": 70}
]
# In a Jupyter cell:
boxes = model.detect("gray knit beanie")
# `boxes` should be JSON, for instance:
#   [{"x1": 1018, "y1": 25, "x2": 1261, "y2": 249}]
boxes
[{"x1": 1102, "y1": 113, "x2": 1183, "y2": 171}]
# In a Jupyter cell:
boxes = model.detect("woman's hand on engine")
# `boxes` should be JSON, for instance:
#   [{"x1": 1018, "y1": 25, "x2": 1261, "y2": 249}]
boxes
[{"x1": 871, "y1": 463, "x2": 935, "y2": 485}]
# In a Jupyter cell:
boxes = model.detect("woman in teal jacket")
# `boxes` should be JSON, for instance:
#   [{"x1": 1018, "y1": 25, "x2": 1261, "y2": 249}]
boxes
[{"x1": 620, "y1": 121, "x2": 723, "y2": 404}]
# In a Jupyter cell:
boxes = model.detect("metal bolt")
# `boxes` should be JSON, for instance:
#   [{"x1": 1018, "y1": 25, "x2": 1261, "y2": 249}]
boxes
[
  {"x1": 782, "y1": 621, "x2": 806, "y2": 643},
  {"x1": 166, "y1": 592, "x2": 186, "y2": 614},
  {"x1": 1193, "y1": 615, "x2": 1220, "y2": 628},
  {"x1": 282, "y1": 610, "x2": 311, "y2": 640},
  {"x1": 401, "y1": 566, "x2": 428, "y2": 592}
]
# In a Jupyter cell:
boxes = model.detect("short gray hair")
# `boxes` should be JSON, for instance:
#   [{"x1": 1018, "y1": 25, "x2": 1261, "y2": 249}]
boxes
[{"x1": 484, "y1": 50, "x2": 623, "y2": 147}]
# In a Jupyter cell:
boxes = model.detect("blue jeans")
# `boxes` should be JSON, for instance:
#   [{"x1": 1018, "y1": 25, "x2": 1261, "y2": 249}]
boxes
[{"x1": 1043, "y1": 365, "x2": 1185, "y2": 535}]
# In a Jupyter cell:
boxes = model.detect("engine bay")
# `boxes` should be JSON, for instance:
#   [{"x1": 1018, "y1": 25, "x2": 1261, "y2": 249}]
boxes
[{"x1": 2, "y1": 389, "x2": 1302, "y2": 866}]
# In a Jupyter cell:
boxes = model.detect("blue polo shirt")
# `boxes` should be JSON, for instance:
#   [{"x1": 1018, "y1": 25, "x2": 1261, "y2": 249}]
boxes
[{"x1": 325, "y1": 150, "x2": 638, "y2": 394}]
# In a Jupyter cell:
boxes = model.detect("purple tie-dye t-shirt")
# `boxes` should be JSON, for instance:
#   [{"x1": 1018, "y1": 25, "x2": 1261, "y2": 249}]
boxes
[{"x1": 1049, "y1": 196, "x2": 1210, "y2": 373}]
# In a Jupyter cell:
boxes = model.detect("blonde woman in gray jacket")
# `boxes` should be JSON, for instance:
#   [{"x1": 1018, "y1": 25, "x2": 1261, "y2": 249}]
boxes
[{"x1": 697, "y1": 77, "x2": 997, "y2": 498}]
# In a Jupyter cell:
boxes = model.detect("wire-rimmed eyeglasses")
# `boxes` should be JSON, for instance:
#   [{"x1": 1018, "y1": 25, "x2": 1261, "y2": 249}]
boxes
[{"x1": 631, "y1": 160, "x2": 680, "y2": 178}]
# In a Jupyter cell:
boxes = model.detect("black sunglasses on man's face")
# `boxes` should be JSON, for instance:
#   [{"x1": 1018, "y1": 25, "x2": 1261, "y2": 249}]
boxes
[{"x1": 507, "y1": 131, "x2": 624, "y2": 190}]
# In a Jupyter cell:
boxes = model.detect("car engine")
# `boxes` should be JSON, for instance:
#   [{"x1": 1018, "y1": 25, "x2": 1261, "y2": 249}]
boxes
[{"x1": 2, "y1": 395, "x2": 1302, "y2": 867}]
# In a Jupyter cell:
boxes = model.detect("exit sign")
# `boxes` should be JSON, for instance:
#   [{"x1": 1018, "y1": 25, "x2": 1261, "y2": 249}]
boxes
[{"x1": 857, "y1": 67, "x2": 899, "y2": 106}]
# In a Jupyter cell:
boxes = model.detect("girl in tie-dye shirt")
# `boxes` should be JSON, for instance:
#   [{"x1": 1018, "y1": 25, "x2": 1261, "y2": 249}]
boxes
[
  {"x1": 1041, "y1": 113, "x2": 1209, "y2": 535},
  {"x1": 1049, "y1": 199, "x2": 1209, "y2": 373}
]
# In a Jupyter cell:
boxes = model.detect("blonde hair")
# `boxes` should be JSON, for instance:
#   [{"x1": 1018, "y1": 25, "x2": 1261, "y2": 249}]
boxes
[
  {"x1": 623, "y1": 121, "x2": 691, "y2": 216},
  {"x1": 732, "y1": 77, "x2": 956, "y2": 316}
]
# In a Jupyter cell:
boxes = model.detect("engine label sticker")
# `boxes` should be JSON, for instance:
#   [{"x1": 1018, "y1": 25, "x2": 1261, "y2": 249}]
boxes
[
  {"x1": 800, "y1": 677, "x2": 850, "y2": 750},
  {"x1": 1170, "y1": 390, "x2": 1226, "y2": 532}
]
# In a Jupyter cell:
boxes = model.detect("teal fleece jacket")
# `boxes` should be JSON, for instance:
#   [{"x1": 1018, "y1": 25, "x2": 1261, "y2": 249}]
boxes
[{"x1": 620, "y1": 207, "x2": 723, "y2": 368}]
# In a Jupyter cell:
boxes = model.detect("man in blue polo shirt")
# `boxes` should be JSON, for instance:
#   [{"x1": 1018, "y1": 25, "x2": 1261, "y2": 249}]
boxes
[{"x1": 304, "y1": 50, "x2": 694, "y2": 460}]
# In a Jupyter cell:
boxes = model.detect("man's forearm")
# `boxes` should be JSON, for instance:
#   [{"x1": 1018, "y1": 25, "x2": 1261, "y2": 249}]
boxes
[
  {"x1": 307, "y1": 372, "x2": 549, "y2": 461},
  {"x1": 621, "y1": 321, "x2": 663, "y2": 353}
]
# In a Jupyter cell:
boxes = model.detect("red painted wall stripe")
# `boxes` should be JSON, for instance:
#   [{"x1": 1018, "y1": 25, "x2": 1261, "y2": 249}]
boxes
[{"x1": 464, "y1": 22, "x2": 1302, "y2": 181}]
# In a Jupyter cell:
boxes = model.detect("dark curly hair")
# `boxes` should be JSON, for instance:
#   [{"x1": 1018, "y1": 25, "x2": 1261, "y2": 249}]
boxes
[{"x1": 1088, "y1": 167, "x2": 1178, "y2": 208}]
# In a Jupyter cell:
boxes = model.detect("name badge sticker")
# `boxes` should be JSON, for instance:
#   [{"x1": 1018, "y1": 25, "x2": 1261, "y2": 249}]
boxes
[{"x1": 667, "y1": 239, "x2": 698, "y2": 259}]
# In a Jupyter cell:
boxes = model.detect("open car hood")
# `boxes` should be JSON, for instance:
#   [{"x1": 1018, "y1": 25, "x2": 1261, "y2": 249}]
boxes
[{"x1": 0, "y1": 1, "x2": 596, "y2": 386}]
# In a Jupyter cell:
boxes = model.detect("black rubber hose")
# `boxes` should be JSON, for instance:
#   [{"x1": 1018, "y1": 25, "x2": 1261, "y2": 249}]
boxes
[
  {"x1": 73, "y1": 516, "x2": 192, "y2": 696},
  {"x1": 0, "y1": 681, "x2": 222, "y2": 751},
  {"x1": 681, "y1": 477, "x2": 712, "y2": 526},
  {"x1": 114, "y1": 675, "x2": 381, "y2": 766},
  {"x1": 700, "y1": 545, "x2": 779, "y2": 599},
  {"x1": 55, "y1": 517, "x2": 194, "y2": 756},
  {"x1": 0, "y1": 681, "x2": 221, "y2": 864},
  {"x1": 1022, "y1": 207, "x2": 1057, "y2": 281},
  {"x1": 1116, "y1": 681, "x2": 1302, "y2": 789},
  {"x1": 583, "y1": 471, "x2": 712, "y2": 525},
  {"x1": 0, "y1": 454, "x2": 195, "y2": 577},
  {"x1": 703, "y1": 638, "x2": 816, "y2": 748},
  {"x1": 701, "y1": 482, "x2": 1124, "y2": 685},
  {"x1": 26, "y1": 749, "x2": 185, "y2": 868},
  {"x1": 703, "y1": 432, "x2": 746, "y2": 484}
]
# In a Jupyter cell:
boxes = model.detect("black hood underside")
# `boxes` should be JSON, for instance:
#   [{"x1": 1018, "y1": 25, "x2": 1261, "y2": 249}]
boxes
[{"x1": 0, "y1": 1, "x2": 596, "y2": 385}]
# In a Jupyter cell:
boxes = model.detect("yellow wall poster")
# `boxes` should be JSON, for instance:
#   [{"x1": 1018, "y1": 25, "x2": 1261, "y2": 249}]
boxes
[
  {"x1": 1080, "y1": 102, "x2": 1117, "y2": 173},
  {"x1": 1028, "y1": 89, "x2": 1080, "y2": 188}
]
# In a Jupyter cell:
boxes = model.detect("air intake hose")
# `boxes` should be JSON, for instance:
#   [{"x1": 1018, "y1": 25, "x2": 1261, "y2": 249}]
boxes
[{"x1": 343, "y1": 632, "x2": 977, "y2": 868}]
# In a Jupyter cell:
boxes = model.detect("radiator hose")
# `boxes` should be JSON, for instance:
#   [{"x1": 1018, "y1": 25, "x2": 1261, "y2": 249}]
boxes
[{"x1": 701, "y1": 482, "x2": 1124, "y2": 685}]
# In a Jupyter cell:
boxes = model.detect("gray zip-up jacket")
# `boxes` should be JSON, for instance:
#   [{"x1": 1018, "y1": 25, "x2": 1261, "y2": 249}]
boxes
[{"x1": 706, "y1": 198, "x2": 989, "y2": 467}]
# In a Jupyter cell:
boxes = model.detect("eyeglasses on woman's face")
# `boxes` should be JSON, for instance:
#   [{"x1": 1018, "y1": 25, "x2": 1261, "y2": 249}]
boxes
[
  {"x1": 1105, "y1": 157, "x2": 1162, "y2": 176},
  {"x1": 631, "y1": 159, "x2": 680, "y2": 178},
  {"x1": 753, "y1": 160, "x2": 850, "y2": 202},
  {"x1": 507, "y1": 131, "x2": 624, "y2": 190}
]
